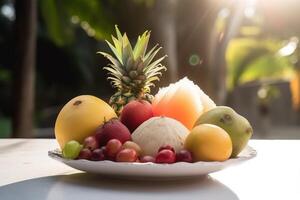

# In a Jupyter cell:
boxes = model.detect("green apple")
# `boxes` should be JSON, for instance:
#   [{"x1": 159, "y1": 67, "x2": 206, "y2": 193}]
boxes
[{"x1": 194, "y1": 106, "x2": 253, "y2": 157}]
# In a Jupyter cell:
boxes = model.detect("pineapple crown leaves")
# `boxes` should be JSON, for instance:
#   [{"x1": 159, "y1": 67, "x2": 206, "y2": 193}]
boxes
[{"x1": 97, "y1": 25, "x2": 167, "y2": 92}]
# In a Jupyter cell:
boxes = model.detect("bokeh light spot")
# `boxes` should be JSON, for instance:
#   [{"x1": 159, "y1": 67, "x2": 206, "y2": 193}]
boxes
[
  {"x1": 1, "y1": 4, "x2": 15, "y2": 21},
  {"x1": 71, "y1": 16, "x2": 79, "y2": 24},
  {"x1": 189, "y1": 54, "x2": 201, "y2": 66}
]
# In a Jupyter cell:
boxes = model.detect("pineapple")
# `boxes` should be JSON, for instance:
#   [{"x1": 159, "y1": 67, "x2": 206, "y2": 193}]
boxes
[{"x1": 98, "y1": 26, "x2": 167, "y2": 114}]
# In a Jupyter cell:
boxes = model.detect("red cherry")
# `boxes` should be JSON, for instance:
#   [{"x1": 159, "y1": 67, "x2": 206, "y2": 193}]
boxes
[{"x1": 155, "y1": 149, "x2": 176, "y2": 164}]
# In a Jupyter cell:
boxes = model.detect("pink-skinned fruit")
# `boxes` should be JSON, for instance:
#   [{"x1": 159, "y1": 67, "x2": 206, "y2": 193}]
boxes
[
  {"x1": 122, "y1": 141, "x2": 142, "y2": 156},
  {"x1": 116, "y1": 148, "x2": 138, "y2": 162},
  {"x1": 158, "y1": 145, "x2": 175, "y2": 153},
  {"x1": 120, "y1": 100, "x2": 154, "y2": 132},
  {"x1": 155, "y1": 149, "x2": 176, "y2": 164},
  {"x1": 140, "y1": 155, "x2": 155, "y2": 163},
  {"x1": 106, "y1": 139, "x2": 122, "y2": 159},
  {"x1": 83, "y1": 136, "x2": 98, "y2": 150},
  {"x1": 95, "y1": 118, "x2": 131, "y2": 146},
  {"x1": 77, "y1": 148, "x2": 92, "y2": 160}
]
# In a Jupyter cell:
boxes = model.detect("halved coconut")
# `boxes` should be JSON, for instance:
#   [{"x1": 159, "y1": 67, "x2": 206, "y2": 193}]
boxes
[{"x1": 132, "y1": 117, "x2": 189, "y2": 156}]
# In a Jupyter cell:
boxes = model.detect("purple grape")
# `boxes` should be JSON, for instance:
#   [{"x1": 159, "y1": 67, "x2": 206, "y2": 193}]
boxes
[
  {"x1": 91, "y1": 148, "x2": 106, "y2": 161},
  {"x1": 77, "y1": 148, "x2": 92, "y2": 160},
  {"x1": 176, "y1": 150, "x2": 193, "y2": 163}
]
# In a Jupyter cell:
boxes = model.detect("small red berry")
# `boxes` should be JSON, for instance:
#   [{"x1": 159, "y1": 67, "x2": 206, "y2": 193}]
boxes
[{"x1": 155, "y1": 149, "x2": 176, "y2": 164}]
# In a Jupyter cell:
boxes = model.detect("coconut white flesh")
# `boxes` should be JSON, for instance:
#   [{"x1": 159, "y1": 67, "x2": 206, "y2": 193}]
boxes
[
  {"x1": 132, "y1": 117, "x2": 189, "y2": 156},
  {"x1": 189, "y1": 78, "x2": 216, "y2": 112},
  {"x1": 153, "y1": 81, "x2": 177, "y2": 108}
]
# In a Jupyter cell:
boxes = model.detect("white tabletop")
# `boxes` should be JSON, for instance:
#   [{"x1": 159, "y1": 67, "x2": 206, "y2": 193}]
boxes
[{"x1": 0, "y1": 139, "x2": 299, "y2": 200}]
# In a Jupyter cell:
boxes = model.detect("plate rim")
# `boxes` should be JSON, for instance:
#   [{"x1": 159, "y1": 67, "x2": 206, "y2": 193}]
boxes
[{"x1": 48, "y1": 145, "x2": 257, "y2": 167}]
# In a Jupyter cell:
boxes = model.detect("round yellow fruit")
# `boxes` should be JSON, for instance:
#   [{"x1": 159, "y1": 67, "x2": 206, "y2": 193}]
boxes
[
  {"x1": 55, "y1": 95, "x2": 117, "y2": 149},
  {"x1": 184, "y1": 124, "x2": 232, "y2": 161}
]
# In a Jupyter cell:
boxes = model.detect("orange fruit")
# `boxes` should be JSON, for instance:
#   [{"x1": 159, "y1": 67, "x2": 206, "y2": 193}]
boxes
[{"x1": 184, "y1": 124, "x2": 232, "y2": 161}]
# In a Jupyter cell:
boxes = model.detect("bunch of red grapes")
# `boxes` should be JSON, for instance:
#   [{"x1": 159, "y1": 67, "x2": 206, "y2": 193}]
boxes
[{"x1": 77, "y1": 135, "x2": 193, "y2": 164}]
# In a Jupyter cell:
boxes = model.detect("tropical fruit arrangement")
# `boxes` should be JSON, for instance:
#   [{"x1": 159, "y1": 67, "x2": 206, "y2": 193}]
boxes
[{"x1": 54, "y1": 26, "x2": 253, "y2": 164}]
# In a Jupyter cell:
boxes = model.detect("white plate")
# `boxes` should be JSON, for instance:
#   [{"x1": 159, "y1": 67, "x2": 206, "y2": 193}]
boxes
[{"x1": 48, "y1": 146, "x2": 256, "y2": 180}]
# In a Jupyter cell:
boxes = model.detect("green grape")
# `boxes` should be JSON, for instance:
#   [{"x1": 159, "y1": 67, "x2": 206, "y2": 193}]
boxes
[{"x1": 62, "y1": 140, "x2": 83, "y2": 159}]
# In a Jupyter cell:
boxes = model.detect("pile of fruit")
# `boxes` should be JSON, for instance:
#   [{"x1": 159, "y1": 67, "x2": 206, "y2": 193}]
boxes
[{"x1": 54, "y1": 26, "x2": 253, "y2": 164}]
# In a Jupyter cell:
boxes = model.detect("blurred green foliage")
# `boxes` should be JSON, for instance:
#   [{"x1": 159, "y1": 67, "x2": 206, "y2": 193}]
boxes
[
  {"x1": 226, "y1": 38, "x2": 295, "y2": 90},
  {"x1": 39, "y1": 0, "x2": 115, "y2": 46},
  {"x1": 0, "y1": 118, "x2": 11, "y2": 138},
  {"x1": 257, "y1": 84, "x2": 280, "y2": 105},
  {"x1": 0, "y1": 67, "x2": 11, "y2": 82},
  {"x1": 132, "y1": 0, "x2": 155, "y2": 6}
]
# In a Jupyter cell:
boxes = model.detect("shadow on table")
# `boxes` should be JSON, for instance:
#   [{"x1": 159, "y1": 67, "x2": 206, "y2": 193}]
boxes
[
  {"x1": 0, "y1": 173, "x2": 239, "y2": 200},
  {"x1": 0, "y1": 140, "x2": 31, "y2": 152}
]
